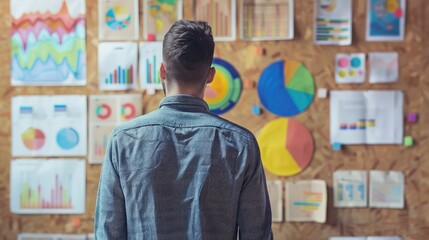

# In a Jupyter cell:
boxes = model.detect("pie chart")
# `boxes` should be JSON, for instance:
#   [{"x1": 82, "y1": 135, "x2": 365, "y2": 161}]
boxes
[
  {"x1": 258, "y1": 60, "x2": 315, "y2": 117},
  {"x1": 21, "y1": 127, "x2": 45, "y2": 150},
  {"x1": 204, "y1": 58, "x2": 242, "y2": 115},
  {"x1": 57, "y1": 128, "x2": 79, "y2": 150},
  {"x1": 105, "y1": 6, "x2": 132, "y2": 31},
  {"x1": 257, "y1": 118, "x2": 314, "y2": 176}
]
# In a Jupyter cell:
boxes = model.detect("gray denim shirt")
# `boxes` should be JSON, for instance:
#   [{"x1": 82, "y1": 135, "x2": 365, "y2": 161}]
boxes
[{"x1": 95, "y1": 95, "x2": 273, "y2": 240}]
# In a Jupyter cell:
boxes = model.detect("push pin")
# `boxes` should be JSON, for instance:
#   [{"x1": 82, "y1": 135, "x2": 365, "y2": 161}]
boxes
[
  {"x1": 406, "y1": 112, "x2": 418, "y2": 123},
  {"x1": 252, "y1": 105, "x2": 262, "y2": 115},
  {"x1": 317, "y1": 88, "x2": 328, "y2": 99},
  {"x1": 147, "y1": 33, "x2": 156, "y2": 41},
  {"x1": 332, "y1": 142, "x2": 342, "y2": 151},
  {"x1": 244, "y1": 80, "x2": 255, "y2": 89},
  {"x1": 404, "y1": 136, "x2": 413, "y2": 147},
  {"x1": 255, "y1": 46, "x2": 266, "y2": 56}
]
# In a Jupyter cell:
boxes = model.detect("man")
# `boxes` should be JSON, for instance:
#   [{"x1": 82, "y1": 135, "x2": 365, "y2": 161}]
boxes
[{"x1": 95, "y1": 20, "x2": 273, "y2": 240}]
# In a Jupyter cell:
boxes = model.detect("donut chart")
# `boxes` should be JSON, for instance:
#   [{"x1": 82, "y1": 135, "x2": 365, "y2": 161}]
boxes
[
  {"x1": 21, "y1": 127, "x2": 45, "y2": 150},
  {"x1": 96, "y1": 104, "x2": 112, "y2": 120},
  {"x1": 121, "y1": 103, "x2": 136, "y2": 120},
  {"x1": 258, "y1": 60, "x2": 315, "y2": 117},
  {"x1": 257, "y1": 118, "x2": 314, "y2": 176},
  {"x1": 204, "y1": 58, "x2": 242, "y2": 115},
  {"x1": 57, "y1": 128, "x2": 79, "y2": 150},
  {"x1": 105, "y1": 6, "x2": 132, "y2": 31}
]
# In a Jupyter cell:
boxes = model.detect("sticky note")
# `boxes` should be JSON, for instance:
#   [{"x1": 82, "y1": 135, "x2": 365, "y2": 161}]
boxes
[
  {"x1": 317, "y1": 88, "x2": 328, "y2": 99},
  {"x1": 332, "y1": 142, "x2": 342, "y2": 151},
  {"x1": 147, "y1": 33, "x2": 156, "y2": 41},
  {"x1": 244, "y1": 80, "x2": 255, "y2": 89},
  {"x1": 404, "y1": 136, "x2": 413, "y2": 147},
  {"x1": 255, "y1": 46, "x2": 265, "y2": 56},
  {"x1": 407, "y1": 112, "x2": 418, "y2": 123},
  {"x1": 252, "y1": 105, "x2": 262, "y2": 115}
]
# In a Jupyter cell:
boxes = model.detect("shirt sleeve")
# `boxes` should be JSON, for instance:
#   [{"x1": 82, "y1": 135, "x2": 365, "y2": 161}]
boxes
[
  {"x1": 238, "y1": 136, "x2": 273, "y2": 240},
  {"x1": 94, "y1": 134, "x2": 127, "y2": 239}
]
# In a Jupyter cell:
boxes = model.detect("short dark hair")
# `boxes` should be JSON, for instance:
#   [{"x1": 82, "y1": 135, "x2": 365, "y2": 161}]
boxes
[{"x1": 163, "y1": 20, "x2": 215, "y2": 85}]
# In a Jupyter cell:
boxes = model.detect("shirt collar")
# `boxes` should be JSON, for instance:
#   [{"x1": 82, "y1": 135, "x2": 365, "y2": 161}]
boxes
[{"x1": 159, "y1": 95, "x2": 210, "y2": 112}]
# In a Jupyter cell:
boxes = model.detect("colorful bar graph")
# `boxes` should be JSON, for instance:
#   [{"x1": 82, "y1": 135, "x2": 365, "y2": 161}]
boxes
[
  {"x1": 94, "y1": 133, "x2": 109, "y2": 158},
  {"x1": 20, "y1": 174, "x2": 72, "y2": 209},
  {"x1": 194, "y1": 0, "x2": 234, "y2": 39},
  {"x1": 242, "y1": 0, "x2": 292, "y2": 39},
  {"x1": 104, "y1": 65, "x2": 134, "y2": 85}
]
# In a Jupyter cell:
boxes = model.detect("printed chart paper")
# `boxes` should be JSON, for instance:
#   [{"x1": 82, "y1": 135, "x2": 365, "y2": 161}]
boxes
[
  {"x1": 330, "y1": 238, "x2": 367, "y2": 240},
  {"x1": 330, "y1": 91, "x2": 403, "y2": 145},
  {"x1": 11, "y1": 0, "x2": 86, "y2": 86},
  {"x1": 314, "y1": 0, "x2": 352, "y2": 45},
  {"x1": 139, "y1": 42, "x2": 163, "y2": 90},
  {"x1": 241, "y1": 0, "x2": 294, "y2": 41},
  {"x1": 369, "y1": 171, "x2": 404, "y2": 209},
  {"x1": 11, "y1": 159, "x2": 86, "y2": 214},
  {"x1": 143, "y1": 0, "x2": 183, "y2": 41},
  {"x1": 18, "y1": 234, "x2": 87, "y2": 240},
  {"x1": 12, "y1": 95, "x2": 87, "y2": 157},
  {"x1": 366, "y1": 0, "x2": 406, "y2": 41},
  {"x1": 193, "y1": 0, "x2": 236, "y2": 41},
  {"x1": 285, "y1": 180, "x2": 327, "y2": 223},
  {"x1": 368, "y1": 237, "x2": 402, "y2": 240},
  {"x1": 267, "y1": 180, "x2": 283, "y2": 222},
  {"x1": 335, "y1": 53, "x2": 366, "y2": 84},
  {"x1": 334, "y1": 170, "x2": 367, "y2": 207},
  {"x1": 89, "y1": 94, "x2": 142, "y2": 164},
  {"x1": 98, "y1": 0, "x2": 139, "y2": 40},
  {"x1": 98, "y1": 42, "x2": 138, "y2": 91},
  {"x1": 369, "y1": 52, "x2": 399, "y2": 83}
]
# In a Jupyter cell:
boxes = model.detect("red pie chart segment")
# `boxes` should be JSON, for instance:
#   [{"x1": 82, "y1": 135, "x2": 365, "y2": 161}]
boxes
[{"x1": 286, "y1": 120, "x2": 315, "y2": 169}]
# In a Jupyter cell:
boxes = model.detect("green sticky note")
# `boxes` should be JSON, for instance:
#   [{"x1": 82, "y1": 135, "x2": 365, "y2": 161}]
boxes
[{"x1": 404, "y1": 136, "x2": 413, "y2": 147}]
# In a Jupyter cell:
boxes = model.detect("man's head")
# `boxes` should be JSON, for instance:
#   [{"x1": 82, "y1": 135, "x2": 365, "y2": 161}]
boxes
[{"x1": 161, "y1": 20, "x2": 216, "y2": 96}]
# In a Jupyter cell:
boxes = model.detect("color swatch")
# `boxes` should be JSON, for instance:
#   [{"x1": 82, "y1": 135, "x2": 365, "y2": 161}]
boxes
[
  {"x1": 257, "y1": 118, "x2": 314, "y2": 176},
  {"x1": 258, "y1": 60, "x2": 315, "y2": 117},
  {"x1": 11, "y1": 0, "x2": 86, "y2": 85},
  {"x1": 204, "y1": 58, "x2": 242, "y2": 115}
]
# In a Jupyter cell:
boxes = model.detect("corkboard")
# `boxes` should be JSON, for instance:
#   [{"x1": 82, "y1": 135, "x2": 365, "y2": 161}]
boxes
[{"x1": 0, "y1": 0, "x2": 428, "y2": 239}]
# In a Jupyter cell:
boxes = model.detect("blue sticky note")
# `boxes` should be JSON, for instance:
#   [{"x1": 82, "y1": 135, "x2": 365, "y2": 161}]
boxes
[
  {"x1": 332, "y1": 142, "x2": 342, "y2": 151},
  {"x1": 252, "y1": 105, "x2": 262, "y2": 115}
]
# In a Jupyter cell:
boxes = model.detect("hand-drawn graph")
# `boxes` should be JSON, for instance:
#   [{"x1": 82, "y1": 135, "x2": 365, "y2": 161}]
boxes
[
  {"x1": 99, "y1": 0, "x2": 139, "y2": 40},
  {"x1": 139, "y1": 42, "x2": 163, "y2": 90},
  {"x1": 193, "y1": 0, "x2": 236, "y2": 41},
  {"x1": 241, "y1": 0, "x2": 294, "y2": 40},
  {"x1": 144, "y1": 0, "x2": 183, "y2": 41},
  {"x1": 11, "y1": 0, "x2": 86, "y2": 85},
  {"x1": 98, "y1": 42, "x2": 138, "y2": 91},
  {"x1": 10, "y1": 159, "x2": 86, "y2": 214}
]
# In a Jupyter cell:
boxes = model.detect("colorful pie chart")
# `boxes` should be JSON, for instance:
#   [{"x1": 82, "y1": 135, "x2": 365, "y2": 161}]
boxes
[
  {"x1": 257, "y1": 118, "x2": 314, "y2": 176},
  {"x1": 105, "y1": 6, "x2": 132, "y2": 31},
  {"x1": 258, "y1": 60, "x2": 315, "y2": 117},
  {"x1": 96, "y1": 104, "x2": 112, "y2": 120},
  {"x1": 121, "y1": 103, "x2": 136, "y2": 121},
  {"x1": 320, "y1": 0, "x2": 337, "y2": 12},
  {"x1": 57, "y1": 128, "x2": 79, "y2": 150},
  {"x1": 21, "y1": 127, "x2": 46, "y2": 150},
  {"x1": 204, "y1": 58, "x2": 242, "y2": 115}
]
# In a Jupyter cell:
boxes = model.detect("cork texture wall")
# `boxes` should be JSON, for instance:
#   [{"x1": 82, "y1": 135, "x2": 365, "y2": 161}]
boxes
[{"x1": 0, "y1": 0, "x2": 429, "y2": 239}]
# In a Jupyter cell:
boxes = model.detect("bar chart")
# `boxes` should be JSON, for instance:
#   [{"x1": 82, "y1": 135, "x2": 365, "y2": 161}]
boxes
[
  {"x1": 139, "y1": 42, "x2": 163, "y2": 90},
  {"x1": 193, "y1": 0, "x2": 236, "y2": 41},
  {"x1": 242, "y1": 0, "x2": 293, "y2": 40}
]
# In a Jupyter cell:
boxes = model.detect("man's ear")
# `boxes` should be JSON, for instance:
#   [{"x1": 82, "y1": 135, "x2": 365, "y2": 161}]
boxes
[
  {"x1": 207, "y1": 67, "x2": 216, "y2": 84},
  {"x1": 160, "y1": 63, "x2": 167, "y2": 81}
]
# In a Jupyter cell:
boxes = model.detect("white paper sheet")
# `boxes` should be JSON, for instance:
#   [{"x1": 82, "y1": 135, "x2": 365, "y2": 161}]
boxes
[
  {"x1": 335, "y1": 53, "x2": 366, "y2": 84},
  {"x1": 12, "y1": 95, "x2": 87, "y2": 157},
  {"x1": 285, "y1": 180, "x2": 327, "y2": 223},
  {"x1": 314, "y1": 0, "x2": 352, "y2": 45},
  {"x1": 89, "y1": 94, "x2": 142, "y2": 164},
  {"x1": 334, "y1": 170, "x2": 367, "y2": 207},
  {"x1": 330, "y1": 91, "x2": 403, "y2": 145},
  {"x1": 366, "y1": 0, "x2": 406, "y2": 41},
  {"x1": 143, "y1": 0, "x2": 183, "y2": 41},
  {"x1": 139, "y1": 42, "x2": 164, "y2": 90},
  {"x1": 98, "y1": 42, "x2": 138, "y2": 91},
  {"x1": 267, "y1": 180, "x2": 283, "y2": 222},
  {"x1": 369, "y1": 171, "x2": 404, "y2": 209},
  {"x1": 241, "y1": 0, "x2": 294, "y2": 41},
  {"x1": 369, "y1": 52, "x2": 399, "y2": 84},
  {"x1": 11, "y1": 159, "x2": 86, "y2": 214},
  {"x1": 18, "y1": 234, "x2": 87, "y2": 240},
  {"x1": 330, "y1": 237, "x2": 367, "y2": 240},
  {"x1": 11, "y1": 0, "x2": 87, "y2": 86},
  {"x1": 368, "y1": 237, "x2": 402, "y2": 240},
  {"x1": 98, "y1": 0, "x2": 139, "y2": 40}
]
